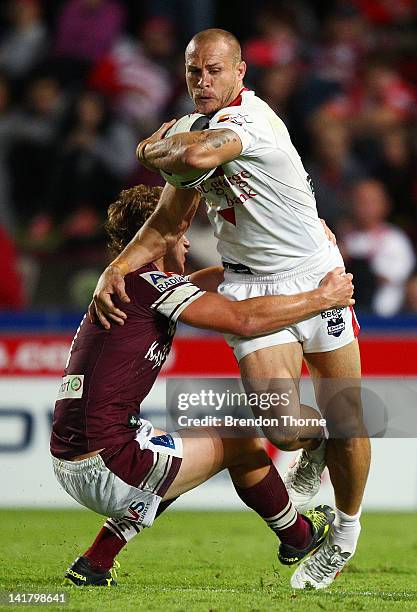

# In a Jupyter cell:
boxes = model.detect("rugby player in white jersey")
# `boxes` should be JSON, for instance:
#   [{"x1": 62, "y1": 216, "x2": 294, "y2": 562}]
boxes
[{"x1": 90, "y1": 29, "x2": 370, "y2": 589}]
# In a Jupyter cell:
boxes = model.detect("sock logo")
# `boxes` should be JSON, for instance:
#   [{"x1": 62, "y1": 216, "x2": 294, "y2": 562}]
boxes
[{"x1": 123, "y1": 500, "x2": 151, "y2": 524}]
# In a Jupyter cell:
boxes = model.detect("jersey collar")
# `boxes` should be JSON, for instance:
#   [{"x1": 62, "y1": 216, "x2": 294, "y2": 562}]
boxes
[
  {"x1": 200, "y1": 87, "x2": 251, "y2": 118},
  {"x1": 227, "y1": 87, "x2": 250, "y2": 107}
]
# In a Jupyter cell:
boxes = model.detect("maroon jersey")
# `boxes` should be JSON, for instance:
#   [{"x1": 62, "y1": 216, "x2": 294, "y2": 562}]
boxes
[{"x1": 50, "y1": 264, "x2": 204, "y2": 458}]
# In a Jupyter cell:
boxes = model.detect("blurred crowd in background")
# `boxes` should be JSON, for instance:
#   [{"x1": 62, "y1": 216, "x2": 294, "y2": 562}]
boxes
[{"x1": 0, "y1": 0, "x2": 416, "y2": 316}]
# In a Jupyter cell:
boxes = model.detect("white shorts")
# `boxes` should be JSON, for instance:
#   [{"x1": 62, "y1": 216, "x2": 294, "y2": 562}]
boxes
[
  {"x1": 219, "y1": 244, "x2": 360, "y2": 362},
  {"x1": 52, "y1": 420, "x2": 183, "y2": 528}
]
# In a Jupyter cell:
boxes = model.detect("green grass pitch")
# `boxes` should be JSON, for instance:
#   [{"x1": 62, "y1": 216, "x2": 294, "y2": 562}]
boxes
[{"x1": 1, "y1": 509, "x2": 417, "y2": 611}]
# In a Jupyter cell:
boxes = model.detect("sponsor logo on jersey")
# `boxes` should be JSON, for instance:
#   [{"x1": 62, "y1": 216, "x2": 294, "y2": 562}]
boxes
[
  {"x1": 216, "y1": 112, "x2": 252, "y2": 126},
  {"x1": 145, "y1": 340, "x2": 172, "y2": 369},
  {"x1": 196, "y1": 169, "x2": 258, "y2": 227},
  {"x1": 140, "y1": 271, "x2": 185, "y2": 293},
  {"x1": 150, "y1": 434, "x2": 176, "y2": 450},
  {"x1": 306, "y1": 173, "x2": 316, "y2": 197},
  {"x1": 127, "y1": 413, "x2": 141, "y2": 429},
  {"x1": 56, "y1": 374, "x2": 84, "y2": 400}
]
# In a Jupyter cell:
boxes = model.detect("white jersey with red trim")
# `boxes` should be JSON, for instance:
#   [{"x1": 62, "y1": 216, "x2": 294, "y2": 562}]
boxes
[{"x1": 196, "y1": 89, "x2": 329, "y2": 275}]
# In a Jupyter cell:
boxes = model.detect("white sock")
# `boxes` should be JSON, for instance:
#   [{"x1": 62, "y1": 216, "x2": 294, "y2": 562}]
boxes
[
  {"x1": 330, "y1": 506, "x2": 362, "y2": 554},
  {"x1": 105, "y1": 517, "x2": 143, "y2": 543}
]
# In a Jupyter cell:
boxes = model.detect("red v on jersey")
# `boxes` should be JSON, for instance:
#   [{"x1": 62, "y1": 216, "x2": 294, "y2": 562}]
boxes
[{"x1": 218, "y1": 207, "x2": 236, "y2": 225}]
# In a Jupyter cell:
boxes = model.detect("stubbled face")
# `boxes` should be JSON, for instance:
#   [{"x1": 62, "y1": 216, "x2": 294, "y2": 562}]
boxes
[
  {"x1": 185, "y1": 40, "x2": 246, "y2": 115},
  {"x1": 164, "y1": 235, "x2": 190, "y2": 274}
]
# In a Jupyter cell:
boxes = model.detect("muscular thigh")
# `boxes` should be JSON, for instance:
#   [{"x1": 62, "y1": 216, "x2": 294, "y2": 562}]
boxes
[
  {"x1": 163, "y1": 429, "x2": 269, "y2": 500},
  {"x1": 239, "y1": 341, "x2": 303, "y2": 386},
  {"x1": 304, "y1": 339, "x2": 361, "y2": 379},
  {"x1": 304, "y1": 339, "x2": 364, "y2": 436},
  {"x1": 238, "y1": 342, "x2": 305, "y2": 443}
]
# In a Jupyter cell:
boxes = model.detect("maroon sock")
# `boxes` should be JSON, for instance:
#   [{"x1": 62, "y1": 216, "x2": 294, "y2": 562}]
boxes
[
  {"x1": 84, "y1": 497, "x2": 178, "y2": 572},
  {"x1": 84, "y1": 526, "x2": 126, "y2": 572},
  {"x1": 281, "y1": 514, "x2": 312, "y2": 549},
  {"x1": 233, "y1": 464, "x2": 311, "y2": 549}
]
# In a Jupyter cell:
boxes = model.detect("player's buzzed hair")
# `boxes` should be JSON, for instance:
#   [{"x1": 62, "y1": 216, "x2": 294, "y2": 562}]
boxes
[
  {"x1": 106, "y1": 185, "x2": 162, "y2": 256},
  {"x1": 186, "y1": 28, "x2": 242, "y2": 65}
]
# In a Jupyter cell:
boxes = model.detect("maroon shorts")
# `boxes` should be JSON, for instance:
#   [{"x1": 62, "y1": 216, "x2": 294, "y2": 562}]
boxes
[{"x1": 101, "y1": 431, "x2": 182, "y2": 498}]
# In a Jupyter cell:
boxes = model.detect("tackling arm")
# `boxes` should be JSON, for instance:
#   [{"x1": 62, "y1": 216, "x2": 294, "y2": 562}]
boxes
[
  {"x1": 179, "y1": 269, "x2": 354, "y2": 336},
  {"x1": 189, "y1": 266, "x2": 225, "y2": 292}
]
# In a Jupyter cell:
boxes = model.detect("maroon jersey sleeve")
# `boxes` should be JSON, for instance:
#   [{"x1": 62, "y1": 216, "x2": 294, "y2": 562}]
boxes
[{"x1": 126, "y1": 269, "x2": 205, "y2": 322}]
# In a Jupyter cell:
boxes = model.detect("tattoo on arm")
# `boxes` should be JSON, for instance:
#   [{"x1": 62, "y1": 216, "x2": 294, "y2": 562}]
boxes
[{"x1": 197, "y1": 130, "x2": 239, "y2": 152}]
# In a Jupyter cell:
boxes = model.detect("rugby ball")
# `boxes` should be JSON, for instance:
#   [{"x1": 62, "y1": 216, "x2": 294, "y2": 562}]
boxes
[{"x1": 161, "y1": 113, "x2": 216, "y2": 188}]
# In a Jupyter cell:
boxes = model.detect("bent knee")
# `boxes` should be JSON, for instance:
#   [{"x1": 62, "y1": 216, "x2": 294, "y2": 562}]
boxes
[
  {"x1": 225, "y1": 436, "x2": 270, "y2": 467},
  {"x1": 274, "y1": 439, "x2": 303, "y2": 452},
  {"x1": 328, "y1": 437, "x2": 370, "y2": 452},
  {"x1": 263, "y1": 426, "x2": 301, "y2": 451},
  {"x1": 327, "y1": 415, "x2": 368, "y2": 438}
]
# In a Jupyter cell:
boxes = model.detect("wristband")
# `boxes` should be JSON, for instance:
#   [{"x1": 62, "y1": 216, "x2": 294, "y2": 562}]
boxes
[{"x1": 109, "y1": 261, "x2": 130, "y2": 277}]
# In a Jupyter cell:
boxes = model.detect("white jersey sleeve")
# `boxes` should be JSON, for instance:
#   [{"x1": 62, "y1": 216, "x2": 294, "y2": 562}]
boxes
[
  {"x1": 208, "y1": 102, "x2": 273, "y2": 156},
  {"x1": 139, "y1": 271, "x2": 205, "y2": 322}
]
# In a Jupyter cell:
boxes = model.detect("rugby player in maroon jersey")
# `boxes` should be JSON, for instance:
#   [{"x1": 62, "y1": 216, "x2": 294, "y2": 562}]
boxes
[{"x1": 51, "y1": 185, "x2": 354, "y2": 587}]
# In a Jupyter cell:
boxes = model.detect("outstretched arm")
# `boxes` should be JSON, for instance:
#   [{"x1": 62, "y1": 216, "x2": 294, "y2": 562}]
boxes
[
  {"x1": 89, "y1": 184, "x2": 200, "y2": 329},
  {"x1": 112, "y1": 184, "x2": 200, "y2": 276}
]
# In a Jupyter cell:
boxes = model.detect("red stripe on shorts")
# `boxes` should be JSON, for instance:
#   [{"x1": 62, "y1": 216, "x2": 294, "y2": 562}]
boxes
[{"x1": 350, "y1": 306, "x2": 360, "y2": 337}]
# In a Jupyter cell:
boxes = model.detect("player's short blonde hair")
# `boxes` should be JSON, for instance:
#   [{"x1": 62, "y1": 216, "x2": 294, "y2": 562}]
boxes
[
  {"x1": 105, "y1": 185, "x2": 163, "y2": 256},
  {"x1": 186, "y1": 28, "x2": 242, "y2": 65}
]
